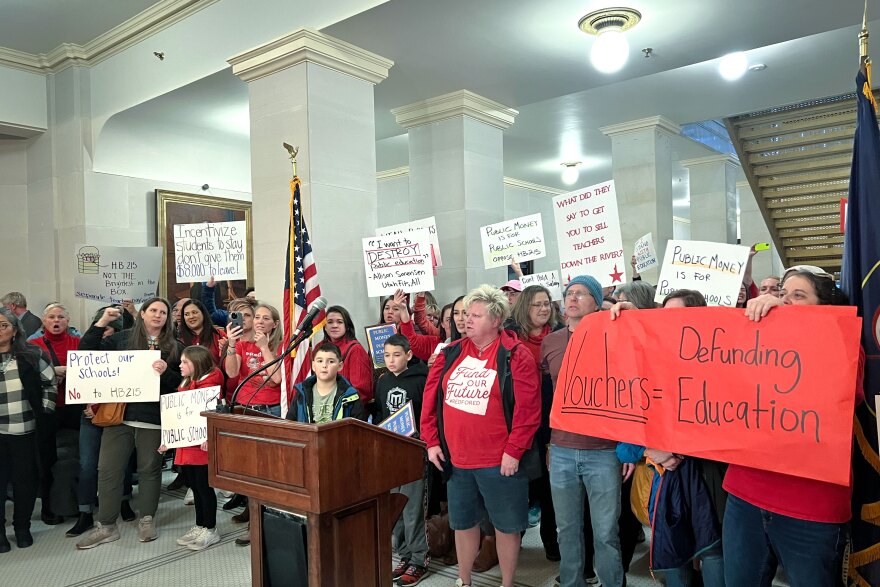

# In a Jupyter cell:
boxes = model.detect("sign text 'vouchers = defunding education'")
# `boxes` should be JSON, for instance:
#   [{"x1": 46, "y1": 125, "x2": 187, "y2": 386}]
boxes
[{"x1": 550, "y1": 305, "x2": 862, "y2": 486}]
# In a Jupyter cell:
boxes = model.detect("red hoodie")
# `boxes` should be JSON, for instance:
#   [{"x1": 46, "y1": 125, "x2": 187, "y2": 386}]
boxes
[
  {"x1": 420, "y1": 329, "x2": 540, "y2": 469},
  {"x1": 31, "y1": 331, "x2": 81, "y2": 407},
  {"x1": 327, "y1": 337, "x2": 374, "y2": 405},
  {"x1": 174, "y1": 369, "x2": 225, "y2": 466}
]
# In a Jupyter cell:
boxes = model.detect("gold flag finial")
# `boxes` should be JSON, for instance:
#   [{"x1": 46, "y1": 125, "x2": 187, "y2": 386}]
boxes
[
  {"x1": 282, "y1": 142, "x2": 299, "y2": 177},
  {"x1": 860, "y1": 0, "x2": 870, "y2": 59}
]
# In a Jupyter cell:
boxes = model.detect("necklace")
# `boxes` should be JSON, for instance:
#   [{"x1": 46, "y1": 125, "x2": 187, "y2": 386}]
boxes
[
  {"x1": 147, "y1": 335, "x2": 158, "y2": 349},
  {"x1": 474, "y1": 337, "x2": 496, "y2": 356}
]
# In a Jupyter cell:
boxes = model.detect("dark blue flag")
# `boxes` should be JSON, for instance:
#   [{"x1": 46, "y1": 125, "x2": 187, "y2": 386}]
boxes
[{"x1": 841, "y1": 62, "x2": 880, "y2": 587}]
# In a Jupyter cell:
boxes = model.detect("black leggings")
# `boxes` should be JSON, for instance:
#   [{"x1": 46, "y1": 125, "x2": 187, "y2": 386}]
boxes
[
  {"x1": 0, "y1": 432, "x2": 38, "y2": 531},
  {"x1": 180, "y1": 465, "x2": 216, "y2": 529}
]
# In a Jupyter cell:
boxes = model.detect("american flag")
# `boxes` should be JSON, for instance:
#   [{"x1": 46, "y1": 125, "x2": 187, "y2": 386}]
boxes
[{"x1": 281, "y1": 176, "x2": 325, "y2": 415}]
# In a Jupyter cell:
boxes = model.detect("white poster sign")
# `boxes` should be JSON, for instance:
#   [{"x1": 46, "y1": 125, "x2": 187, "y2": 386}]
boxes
[
  {"x1": 553, "y1": 180, "x2": 626, "y2": 288},
  {"x1": 362, "y1": 228, "x2": 435, "y2": 297},
  {"x1": 377, "y1": 216, "x2": 442, "y2": 267},
  {"x1": 160, "y1": 386, "x2": 221, "y2": 449},
  {"x1": 655, "y1": 240, "x2": 751, "y2": 307},
  {"x1": 480, "y1": 213, "x2": 546, "y2": 269},
  {"x1": 173, "y1": 221, "x2": 247, "y2": 283},
  {"x1": 65, "y1": 350, "x2": 160, "y2": 405},
  {"x1": 634, "y1": 233, "x2": 659, "y2": 273},
  {"x1": 520, "y1": 271, "x2": 563, "y2": 301},
  {"x1": 74, "y1": 244, "x2": 162, "y2": 304}
]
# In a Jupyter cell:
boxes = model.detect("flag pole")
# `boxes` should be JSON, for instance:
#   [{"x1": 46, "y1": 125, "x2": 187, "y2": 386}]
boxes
[{"x1": 861, "y1": 0, "x2": 870, "y2": 60}]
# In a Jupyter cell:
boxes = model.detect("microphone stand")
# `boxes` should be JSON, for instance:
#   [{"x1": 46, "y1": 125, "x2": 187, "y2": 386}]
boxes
[{"x1": 216, "y1": 324, "x2": 315, "y2": 414}]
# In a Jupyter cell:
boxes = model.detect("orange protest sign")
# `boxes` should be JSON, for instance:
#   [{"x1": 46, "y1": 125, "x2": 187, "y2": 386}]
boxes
[{"x1": 550, "y1": 306, "x2": 862, "y2": 486}]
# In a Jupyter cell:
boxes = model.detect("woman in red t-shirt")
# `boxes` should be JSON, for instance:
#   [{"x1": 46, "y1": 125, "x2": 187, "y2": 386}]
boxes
[
  {"x1": 724, "y1": 266, "x2": 863, "y2": 587},
  {"x1": 224, "y1": 301, "x2": 283, "y2": 416},
  {"x1": 323, "y1": 305, "x2": 374, "y2": 406},
  {"x1": 421, "y1": 285, "x2": 540, "y2": 587}
]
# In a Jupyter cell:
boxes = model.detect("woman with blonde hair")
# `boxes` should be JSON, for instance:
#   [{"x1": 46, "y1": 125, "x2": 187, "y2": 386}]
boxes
[{"x1": 421, "y1": 284, "x2": 541, "y2": 587}]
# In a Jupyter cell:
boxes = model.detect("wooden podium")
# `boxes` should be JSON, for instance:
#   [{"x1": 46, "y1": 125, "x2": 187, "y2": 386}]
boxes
[{"x1": 205, "y1": 411, "x2": 425, "y2": 587}]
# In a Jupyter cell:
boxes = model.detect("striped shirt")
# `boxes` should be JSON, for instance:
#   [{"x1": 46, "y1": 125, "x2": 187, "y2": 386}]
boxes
[{"x1": 0, "y1": 352, "x2": 57, "y2": 435}]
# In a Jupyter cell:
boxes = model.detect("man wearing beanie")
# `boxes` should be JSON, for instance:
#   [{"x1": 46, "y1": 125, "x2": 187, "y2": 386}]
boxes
[{"x1": 540, "y1": 275, "x2": 625, "y2": 587}]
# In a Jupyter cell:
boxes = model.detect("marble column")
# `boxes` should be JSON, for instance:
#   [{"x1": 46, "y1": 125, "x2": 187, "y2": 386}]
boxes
[
  {"x1": 392, "y1": 90, "x2": 517, "y2": 304},
  {"x1": 737, "y1": 180, "x2": 785, "y2": 280},
  {"x1": 600, "y1": 116, "x2": 678, "y2": 284},
  {"x1": 229, "y1": 28, "x2": 392, "y2": 331},
  {"x1": 681, "y1": 154, "x2": 739, "y2": 244}
]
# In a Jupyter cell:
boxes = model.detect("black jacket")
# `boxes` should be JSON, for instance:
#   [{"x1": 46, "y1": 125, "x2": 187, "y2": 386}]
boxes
[
  {"x1": 78, "y1": 325, "x2": 183, "y2": 425},
  {"x1": 375, "y1": 362, "x2": 428, "y2": 431}
]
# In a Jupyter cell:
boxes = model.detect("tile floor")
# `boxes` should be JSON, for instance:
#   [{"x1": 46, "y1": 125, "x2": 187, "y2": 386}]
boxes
[{"x1": 3, "y1": 471, "x2": 785, "y2": 586}]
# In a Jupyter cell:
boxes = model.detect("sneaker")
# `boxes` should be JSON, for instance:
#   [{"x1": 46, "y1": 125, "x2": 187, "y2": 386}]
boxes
[
  {"x1": 76, "y1": 523, "x2": 120, "y2": 550},
  {"x1": 177, "y1": 525, "x2": 204, "y2": 546},
  {"x1": 219, "y1": 490, "x2": 234, "y2": 498},
  {"x1": 392, "y1": 557, "x2": 411, "y2": 580},
  {"x1": 397, "y1": 564, "x2": 428, "y2": 586},
  {"x1": 183, "y1": 488, "x2": 195, "y2": 505},
  {"x1": 187, "y1": 527, "x2": 220, "y2": 551},
  {"x1": 137, "y1": 516, "x2": 158, "y2": 542},
  {"x1": 454, "y1": 579, "x2": 470, "y2": 587},
  {"x1": 553, "y1": 573, "x2": 599, "y2": 586},
  {"x1": 527, "y1": 504, "x2": 541, "y2": 528}
]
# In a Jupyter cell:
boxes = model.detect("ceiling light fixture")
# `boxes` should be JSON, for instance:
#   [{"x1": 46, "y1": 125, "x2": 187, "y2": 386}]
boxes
[
  {"x1": 718, "y1": 52, "x2": 748, "y2": 81},
  {"x1": 579, "y1": 7, "x2": 642, "y2": 74},
  {"x1": 561, "y1": 161, "x2": 582, "y2": 185}
]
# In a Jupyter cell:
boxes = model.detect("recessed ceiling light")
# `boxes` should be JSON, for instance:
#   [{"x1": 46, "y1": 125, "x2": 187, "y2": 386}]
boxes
[{"x1": 719, "y1": 52, "x2": 748, "y2": 81}]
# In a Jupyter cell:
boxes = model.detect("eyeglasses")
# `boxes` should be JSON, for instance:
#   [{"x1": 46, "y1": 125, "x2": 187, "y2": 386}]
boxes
[
  {"x1": 0, "y1": 322, "x2": 13, "y2": 331},
  {"x1": 530, "y1": 302, "x2": 552, "y2": 309},
  {"x1": 564, "y1": 291, "x2": 589, "y2": 300}
]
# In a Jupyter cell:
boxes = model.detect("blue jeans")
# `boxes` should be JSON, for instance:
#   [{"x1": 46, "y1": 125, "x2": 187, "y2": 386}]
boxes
[
  {"x1": 663, "y1": 546, "x2": 725, "y2": 587},
  {"x1": 550, "y1": 446, "x2": 624, "y2": 587},
  {"x1": 77, "y1": 415, "x2": 133, "y2": 512},
  {"x1": 723, "y1": 493, "x2": 845, "y2": 587}
]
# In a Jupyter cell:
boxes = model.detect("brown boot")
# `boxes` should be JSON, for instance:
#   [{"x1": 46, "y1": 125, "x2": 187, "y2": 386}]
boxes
[
  {"x1": 231, "y1": 507, "x2": 250, "y2": 524},
  {"x1": 471, "y1": 535, "x2": 498, "y2": 572}
]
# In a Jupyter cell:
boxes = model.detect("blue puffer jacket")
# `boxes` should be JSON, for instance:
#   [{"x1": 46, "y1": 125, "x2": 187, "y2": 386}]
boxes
[{"x1": 617, "y1": 443, "x2": 721, "y2": 571}]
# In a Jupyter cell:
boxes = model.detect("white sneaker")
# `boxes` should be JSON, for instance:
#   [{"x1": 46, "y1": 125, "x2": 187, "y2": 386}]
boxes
[
  {"x1": 219, "y1": 490, "x2": 234, "y2": 498},
  {"x1": 455, "y1": 579, "x2": 471, "y2": 587},
  {"x1": 187, "y1": 527, "x2": 220, "y2": 551},
  {"x1": 177, "y1": 525, "x2": 203, "y2": 545},
  {"x1": 183, "y1": 488, "x2": 195, "y2": 505},
  {"x1": 137, "y1": 515, "x2": 158, "y2": 542}
]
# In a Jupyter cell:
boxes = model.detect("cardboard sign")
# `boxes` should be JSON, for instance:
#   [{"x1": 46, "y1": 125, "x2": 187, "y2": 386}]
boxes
[
  {"x1": 655, "y1": 240, "x2": 750, "y2": 306},
  {"x1": 634, "y1": 233, "x2": 659, "y2": 273},
  {"x1": 480, "y1": 213, "x2": 546, "y2": 269},
  {"x1": 521, "y1": 271, "x2": 563, "y2": 301},
  {"x1": 365, "y1": 324, "x2": 397, "y2": 368},
  {"x1": 550, "y1": 306, "x2": 862, "y2": 486},
  {"x1": 377, "y1": 400, "x2": 416, "y2": 437},
  {"x1": 377, "y1": 216, "x2": 442, "y2": 267},
  {"x1": 553, "y1": 180, "x2": 626, "y2": 288},
  {"x1": 173, "y1": 221, "x2": 247, "y2": 283},
  {"x1": 65, "y1": 350, "x2": 160, "y2": 404},
  {"x1": 362, "y1": 229, "x2": 435, "y2": 297},
  {"x1": 160, "y1": 386, "x2": 221, "y2": 449},
  {"x1": 74, "y1": 245, "x2": 161, "y2": 304}
]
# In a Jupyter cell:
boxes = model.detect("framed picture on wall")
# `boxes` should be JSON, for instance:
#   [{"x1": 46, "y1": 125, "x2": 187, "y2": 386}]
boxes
[{"x1": 155, "y1": 190, "x2": 253, "y2": 306}]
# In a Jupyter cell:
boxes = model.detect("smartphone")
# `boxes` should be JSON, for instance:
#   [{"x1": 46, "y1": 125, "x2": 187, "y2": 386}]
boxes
[
  {"x1": 754, "y1": 242, "x2": 771, "y2": 251},
  {"x1": 230, "y1": 311, "x2": 243, "y2": 330}
]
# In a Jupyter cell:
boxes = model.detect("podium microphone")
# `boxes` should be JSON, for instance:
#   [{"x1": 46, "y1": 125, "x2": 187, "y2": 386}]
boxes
[{"x1": 292, "y1": 296, "x2": 328, "y2": 339}]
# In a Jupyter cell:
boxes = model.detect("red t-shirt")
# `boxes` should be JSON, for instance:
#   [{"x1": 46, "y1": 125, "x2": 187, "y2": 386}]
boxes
[
  {"x1": 174, "y1": 369, "x2": 224, "y2": 466},
  {"x1": 421, "y1": 333, "x2": 541, "y2": 469},
  {"x1": 233, "y1": 340, "x2": 281, "y2": 406},
  {"x1": 723, "y1": 348, "x2": 866, "y2": 523}
]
